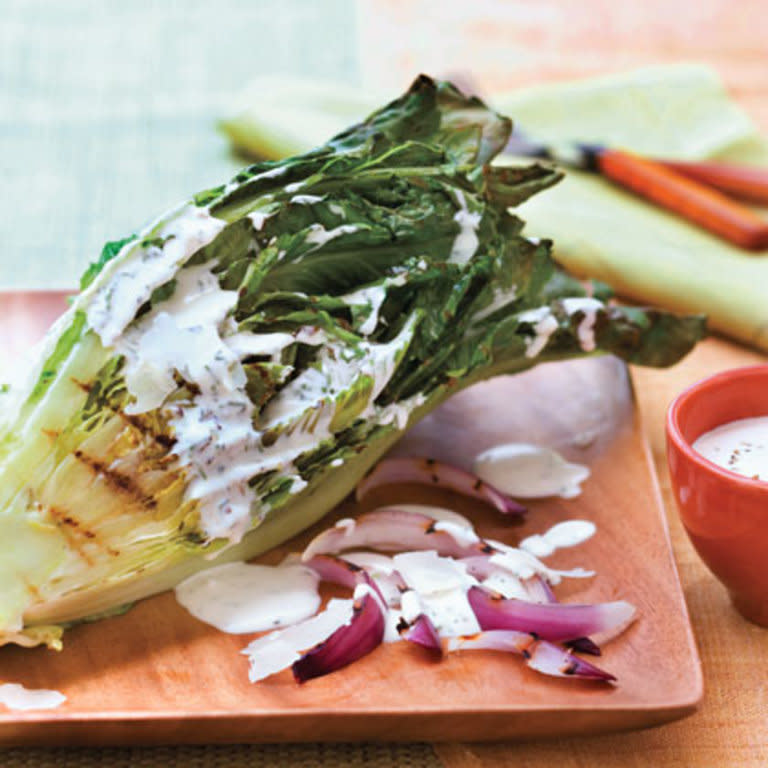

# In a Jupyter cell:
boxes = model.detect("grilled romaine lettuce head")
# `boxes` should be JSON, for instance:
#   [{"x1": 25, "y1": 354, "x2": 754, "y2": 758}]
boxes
[{"x1": 0, "y1": 76, "x2": 705, "y2": 649}]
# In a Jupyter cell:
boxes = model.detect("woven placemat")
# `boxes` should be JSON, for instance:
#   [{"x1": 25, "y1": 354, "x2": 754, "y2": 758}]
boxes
[{"x1": 0, "y1": 744, "x2": 441, "y2": 767}]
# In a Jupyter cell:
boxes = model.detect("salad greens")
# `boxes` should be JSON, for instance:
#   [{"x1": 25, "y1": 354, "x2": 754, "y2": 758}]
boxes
[{"x1": 0, "y1": 75, "x2": 704, "y2": 649}]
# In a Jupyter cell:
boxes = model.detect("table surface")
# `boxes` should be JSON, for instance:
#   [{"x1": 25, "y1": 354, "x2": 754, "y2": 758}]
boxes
[{"x1": 1, "y1": 1, "x2": 766, "y2": 765}]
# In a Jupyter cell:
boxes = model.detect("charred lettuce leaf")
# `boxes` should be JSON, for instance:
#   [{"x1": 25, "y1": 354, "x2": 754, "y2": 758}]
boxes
[{"x1": 0, "y1": 75, "x2": 704, "y2": 649}]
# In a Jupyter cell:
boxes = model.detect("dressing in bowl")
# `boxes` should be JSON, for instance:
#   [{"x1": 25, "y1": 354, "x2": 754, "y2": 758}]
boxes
[{"x1": 667, "y1": 365, "x2": 768, "y2": 627}]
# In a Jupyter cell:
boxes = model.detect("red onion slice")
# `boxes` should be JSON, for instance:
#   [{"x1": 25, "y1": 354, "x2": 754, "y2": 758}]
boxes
[
  {"x1": 447, "y1": 630, "x2": 615, "y2": 682},
  {"x1": 505, "y1": 576, "x2": 600, "y2": 658},
  {"x1": 521, "y1": 575, "x2": 602, "y2": 656},
  {"x1": 527, "y1": 639, "x2": 615, "y2": 681},
  {"x1": 460, "y1": 558, "x2": 569, "y2": 602},
  {"x1": 398, "y1": 613, "x2": 443, "y2": 655},
  {"x1": 457, "y1": 569, "x2": 602, "y2": 654},
  {"x1": 341, "y1": 552, "x2": 407, "y2": 607},
  {"x1": 304, "y1": 554, "x2": 368, "y2": 590},
  {"x1": 467, "y1": 586, "x2": 635, "y2": 642},
  {"x1": 486, "y1": 541, "x2": 595, "y2": 583},
  {"x1": 302, "y1": 508, "x2": 496, "y2": 561},
  {"x1": 303, "y1": 554, "x2": 387, "y2": 605},
  {"x1": 355, "y1": 457, "x2": 526, "y2": 518},
  {"x1": 459, "y1": 556, "x2": 494, "y2": 580},
  {"x1": 292, "y1": 585, "x2": 386, "y2": 683}
]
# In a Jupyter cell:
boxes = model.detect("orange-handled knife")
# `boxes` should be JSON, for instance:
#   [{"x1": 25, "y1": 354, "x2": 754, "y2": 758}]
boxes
[
  {"x1": 654, "y1": 158, "x2": 768, "y2": 205},
  {"x1": 590, "y1": 147, "x2": 768, "y2": 251},
  {"x1": 505, "y1": 134, "x2": 768, "y2": 251}
]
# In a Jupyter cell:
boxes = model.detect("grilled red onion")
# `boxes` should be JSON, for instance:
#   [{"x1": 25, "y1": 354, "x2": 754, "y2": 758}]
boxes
[
  {"x1": 303, "y1": 554, "x2": 387, "y2": 605},
  {"x1": 447, "y1": 630, "x2": 615, "y2": 682},
  {"x1": 398, "y1": 613, "x2": 443, "y2": 655},
  {"x1": 520, "y1": 576, "x2": 601, "y2": 655},
  {"x1": 292, "y1": 585, "x2": 386, "y2": 683},
  {"x1": 526, "y1": 639, "x2": 614, "y2": 681},
  {"x1": 355, "y1": 457, "x2": 526, "y2": 518},
  {"x1": 340, "y1": 552, "x2": 408, "y2": 607},
  {"x1": 302, "y1": 508, "x2": 496, "y2": 561},
  {"x1": 467, "y1": 586, "x2": 635, "y2": 642}
]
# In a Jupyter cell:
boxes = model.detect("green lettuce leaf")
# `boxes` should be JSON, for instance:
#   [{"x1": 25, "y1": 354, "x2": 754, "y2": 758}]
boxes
[{"x1": 0, "y1": 75, "x2": 705, "y2": 648}]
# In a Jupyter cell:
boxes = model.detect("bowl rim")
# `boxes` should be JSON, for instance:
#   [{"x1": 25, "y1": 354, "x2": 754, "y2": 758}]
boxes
[{"x1": 666, "y1": 364, "x2": 768, "y2": 493}]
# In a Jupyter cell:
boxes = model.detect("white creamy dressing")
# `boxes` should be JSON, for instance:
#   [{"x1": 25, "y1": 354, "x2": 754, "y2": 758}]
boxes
[
  {"x1": 340, "y1": 274, "x2": 407, "y2": 336},
  {"x1": 432, "y1": 520, "x2": 480, "y2": 547},
  {"x1": 248, "y1": 210, "x2": 273, "y2": 231},
  {"x1": 376, "y1": 392, "x2": 425, "y2": 431},
  {"x1": 487, "y1": 541, "x2": 593, "y2": 585},
  {"x1": 118, "y1": 262, "x2": 239, "y2": 414},
  {"x1": 391, "y1": 551, "x2": 480, "y2": 637},
  {"x1": 471, "y1": 284, "x2": 517, "y2": 323},
  {"x1": 340, "y1": 283, "x2": 388, "y2": 337},
  {"x1": 304, "y1": 223, "x2": 359, "y2": 248},
  {"x1": 486, "y1": 547, "x2": 542, "y2": 582},
  {"x1": 399, "y1": 589, "x2": 423, "y2": 624},
  {"x1": 473, "y1": 442, "x2": 590, "y2": 499},
  {"x1": 256, "y1": 165, "x2": 290, "y2": 181},
  {"x1": 517, "y1": 307, "x2": 559, "y2": 358},
  {"x1": 414, "y1": 589, "x2": 481, "y2": 637},
  {"x1": 693, "y1": 416, "x2": 768, "y2": 481},
  {"x1": 561, "y1": 297, "x2": 604, "y2": 352},
  {"x1": 290, "y1": 194, "x2": 325, "y2": 205},
  {"x1": 224, "y1": 331, "x2": 296, "y2": 359},
  {"x1": 224, "y1": 325, "x2": 327, "y2": 363},
  {"x1": 230, "y1": 165, "x2": 288, "y2": 195},
  {"x1": 0, "y1": 683, "x2": 66, "y2": 711},
  {"x1": 114, "y1": 258, "x2": 271, "y2": 541},
  {"x1": 174, "y1": 561, "x2": 320, "y2": 634},
  {"x1": 448, "y1": 189, "x2": 482, "y2": 265},
  {"x1": 341, "y1": 551, "x2": 396, "y2": 577},
  {"x1": 519, "y1": 520, "x2": 597, "y2": 558},
  {"x1": 392, "y1": 551, "x2": 473, "y2": 594},
  {"x1": 481, "y1": 569, "x2": 530, "y2": 600},
  {"x1": 82, "y1": 201, "x2": 427, "y2": 543},
  {"x1": 516, "y1": 297, "x2": 605, "y2": 358},
  {"x1": 261, "y1": 313, "x2": 418, "y2": 432},
  {"x1": 86, "y1": 205, "x2": 226, "y2": 347}
]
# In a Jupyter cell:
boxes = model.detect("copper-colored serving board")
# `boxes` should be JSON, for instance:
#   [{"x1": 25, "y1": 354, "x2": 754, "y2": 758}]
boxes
[{"x1": 0, "y1": 292, "x2": 702, "y2": 746}]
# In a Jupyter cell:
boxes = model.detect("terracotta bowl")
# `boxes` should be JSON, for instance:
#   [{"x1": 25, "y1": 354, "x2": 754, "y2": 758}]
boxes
[{"x1": 667, "y1": 365, "x2": 768, "y2": 627}]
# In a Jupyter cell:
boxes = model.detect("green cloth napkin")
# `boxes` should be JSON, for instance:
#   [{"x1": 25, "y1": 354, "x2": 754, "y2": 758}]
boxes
[{"x1": 220, "y1": 65, "x2": 768, "y2": 352}]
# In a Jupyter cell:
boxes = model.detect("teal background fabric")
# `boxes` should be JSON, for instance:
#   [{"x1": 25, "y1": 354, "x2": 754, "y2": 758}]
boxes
[{"x1": 0, "y1": 0, "x2": 359, "y2": 289}]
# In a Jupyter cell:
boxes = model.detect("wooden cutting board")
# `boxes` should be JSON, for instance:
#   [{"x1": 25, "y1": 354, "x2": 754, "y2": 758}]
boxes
[{"x1": 0, "y1": 292, "x2": 702, "y2": 746}]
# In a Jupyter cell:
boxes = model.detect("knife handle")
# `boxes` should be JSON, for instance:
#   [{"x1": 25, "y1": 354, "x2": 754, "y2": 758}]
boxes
[
  {"x1": 655, "y1": 159, "x2": 768, "y2": 205},
  {"x1": 594, "y1": 148, "x2": 768, "y2": 251}
]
